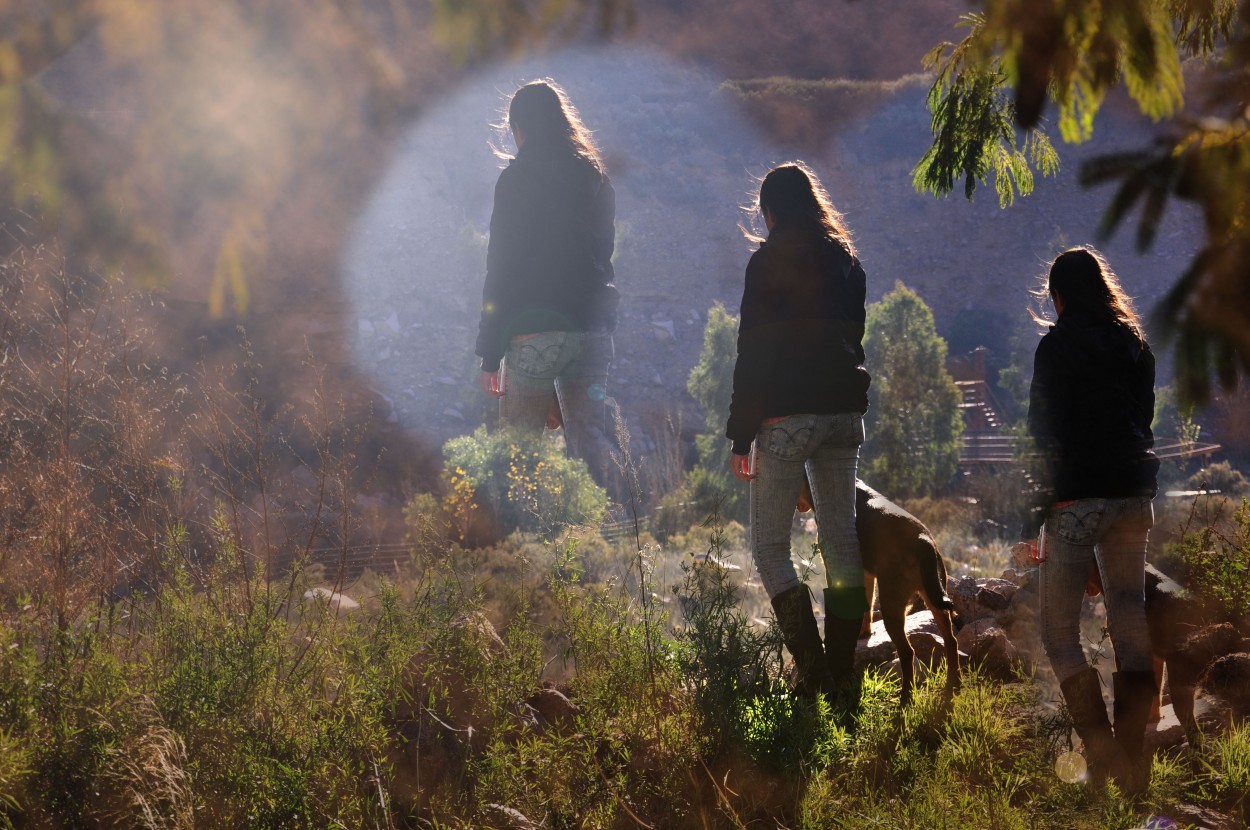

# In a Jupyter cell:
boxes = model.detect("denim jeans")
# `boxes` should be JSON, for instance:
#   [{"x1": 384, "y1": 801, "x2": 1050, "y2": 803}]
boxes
[
  {"x1": 499, "y1": 330, "x2": 614, "y2": 484},
  {"x1": 1039, "y1": 496, "x2": 1155, "y2": 683},
  {"x1": 750, "y1": 413, "x2": 865, "y2": 600}
]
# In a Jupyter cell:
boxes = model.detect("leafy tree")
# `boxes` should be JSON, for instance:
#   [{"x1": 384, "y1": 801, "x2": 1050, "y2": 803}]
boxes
[
  {"x1": 862, "y1": 282, "x2": 964, "y2": 498},
  {"x1": 912, "y1": 1, "x2": 1250, "y2": 403},
  {"x1": 687, "y1": 302, "x2": 747, "y2": 522}
]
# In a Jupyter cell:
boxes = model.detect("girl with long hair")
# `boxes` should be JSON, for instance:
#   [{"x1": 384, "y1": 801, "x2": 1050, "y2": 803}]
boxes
[
  {"x1": 727, "y1": 162, "x2": 871, "y2": 704},
  {"x1": 1027, "y1": 245, "x2": 1159, "y2": 791},
  {"x1": 475, "y1": 79, "x2": 618, "y2": 483}
]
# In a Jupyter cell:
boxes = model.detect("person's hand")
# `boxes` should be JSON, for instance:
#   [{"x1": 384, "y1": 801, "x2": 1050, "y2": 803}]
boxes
[
  {"x1": 1085, "y1": 562, "x2": 1103, "y2": 597},
  {"x1": 731, "y1": 452, "x2": 755, "y2": 481},
  {"x1": 479, "y1": 370, "x2": 504, "y2": 398},
  {"x1": 796, "y1": 477, "x2": 813, "y2": 513}
]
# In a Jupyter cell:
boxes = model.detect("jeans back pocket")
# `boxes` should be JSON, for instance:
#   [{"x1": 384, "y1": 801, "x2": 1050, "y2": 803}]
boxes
[
  {"x1": 760, "y1": 415, "x2": 817, "y2": 461},
  {"x1": 1053, "y1": 499, "x2": 1107, "y2": 545},
  {"x1": 510, "y1": 333, "x2": 570, "y2": 379}
]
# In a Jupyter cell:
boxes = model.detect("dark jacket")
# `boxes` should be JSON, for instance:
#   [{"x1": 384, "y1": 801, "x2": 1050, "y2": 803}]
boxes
[
  {"x1": 725, "y1": 225, "x2": 870, "y2": 455},
  {"x1": 1027, "y1": 309, "x2": 1159, "y2": 501},
  {"x1": 475, "y1": 145, "x2": 616, "y2": 371}
]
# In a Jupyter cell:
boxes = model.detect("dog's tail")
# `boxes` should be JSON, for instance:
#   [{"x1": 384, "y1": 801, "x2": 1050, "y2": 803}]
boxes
[{"x1": 917, "y1": 533, "x2": 955, "y2": 612}]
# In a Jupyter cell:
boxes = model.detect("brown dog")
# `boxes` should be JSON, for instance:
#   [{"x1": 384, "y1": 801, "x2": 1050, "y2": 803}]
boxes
[
  {"x1": 854, "y1": 480, "x2": 961, "y2": 702},
  {"x1": 1088, "y1": 562, "x2": 1243, "y2": 737}
]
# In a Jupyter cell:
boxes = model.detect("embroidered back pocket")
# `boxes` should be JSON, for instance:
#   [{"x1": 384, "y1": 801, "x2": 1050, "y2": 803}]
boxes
[{"x1": 1054, "y1": 499, "x2": 1107, "y2": 545}]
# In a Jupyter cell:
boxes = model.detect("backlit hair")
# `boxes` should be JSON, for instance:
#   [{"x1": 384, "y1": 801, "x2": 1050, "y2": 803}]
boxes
[
  {"x1": 1033, "y1": 246, "x2": 1145, "y2": 345},
  {"x1": 744, "y1": 162, "x2": 855, "y2": 255},
  {"x1": 497, "y1": 79, "x2": 604, "y2": 177}
]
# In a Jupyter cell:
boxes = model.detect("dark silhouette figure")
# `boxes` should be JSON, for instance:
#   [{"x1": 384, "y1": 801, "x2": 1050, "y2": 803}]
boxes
[
  {"x1": 475, "y1": 79, "x2": 618, "y2": 486},
  {"x1": 1027, "y1": 245, "x2": 1160, "y2": 791},
  {"x1": 726, "y1": 162, "x2": 871, "y2": 710}
]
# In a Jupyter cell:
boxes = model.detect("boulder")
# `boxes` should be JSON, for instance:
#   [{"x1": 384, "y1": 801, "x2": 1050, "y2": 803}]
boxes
[
  {"x1": 977, "y1": 578, "x2": 1018, "y2": 610},
  {"x1": 1200, "y1": 652, "x2": 1250, "y2": 722},
  {"x1": 303, "y1": 587, "x2": 360, "y2": 613},
  {"x1": 948, "y1": 576, "x2": 985, "y2": 623},
  {"x1": 1170, "y1": 802, "x2": 1243, "y2": 830},
  {"x1": 1010, "y1": 541, "x2": 1035, "y2": 570},
  {"x1": 948, "y1": 575, "x2": 1021, "y2": 623},
  {"x1": 525, "y1": 686, "x2": 580, "y2": 732},
  {"x1": 856, "y1": 610, "x2": 955, "y2": 669},
  {"x1": 908, "y1": 629, "x2": 951, "y2": 667},
  {"x1": 956, "y1": 618, "x2": 1024, "y2": 679},
  {"x1": 482, "y1": 804, "x2": 541, "y2": 830}
]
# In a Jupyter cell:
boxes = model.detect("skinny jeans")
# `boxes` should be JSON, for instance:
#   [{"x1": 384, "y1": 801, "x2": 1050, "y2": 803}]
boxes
[
  {"x1": 749, "y1": 413, "x2": 864, "y2": 600},
  {"x1": 498, "y1": 330, "x2": 614, "y2": 485},
  {"x1": 1039, "y1": 496, "x2": 1155, "y2": 684}
]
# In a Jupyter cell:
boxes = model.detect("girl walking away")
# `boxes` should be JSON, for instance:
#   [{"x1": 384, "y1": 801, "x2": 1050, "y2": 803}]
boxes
[
  {"x1": 1028, "y1": 246, "x2": 1160, "y2": 791},
  {"x1": 727, "y1": 162, "x2": 871, "y2": 705},
  {"x1": 475, "y1": 79, "x2": 619, "y2": 485}
]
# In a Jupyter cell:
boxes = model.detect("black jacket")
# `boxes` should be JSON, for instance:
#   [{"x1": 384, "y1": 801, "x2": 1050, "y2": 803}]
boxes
[
  {"x1": 474, "y1": 145, "x2": 616, "y2": 371},
  {"x1": 725, "y1": 225, "x2": 870, "y2": 455},
  {"x1": 1027, "y1": 309, "x2": 1159, "y2": 501}
]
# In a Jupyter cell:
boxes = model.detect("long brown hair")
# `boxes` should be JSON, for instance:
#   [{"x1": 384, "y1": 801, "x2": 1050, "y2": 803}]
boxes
[
  {"x1": 498, "y1": 79, "x2": 604, "y2": 177},
  {"x1": 744, "y1": 162, "x2": 855, "y2": 255},
  {"x1": 1035, "y1": 246, "x2": 1145, "y2": 345}
]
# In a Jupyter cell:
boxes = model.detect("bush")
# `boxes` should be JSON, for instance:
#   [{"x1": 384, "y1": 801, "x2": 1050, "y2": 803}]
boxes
[
  {"x1": 1186, "y1": 461, "x2": 1250, "y2": 496},
  {"x1": 1168, "y1": 498, "x2": 1250, "y2": 621},
  {"x1": 442, "y1": 426, "x2": 608, "y2": 537}
]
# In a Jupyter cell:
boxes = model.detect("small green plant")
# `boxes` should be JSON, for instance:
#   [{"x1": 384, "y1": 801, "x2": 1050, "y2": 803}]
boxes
[
  {"x1": 442, "y1": 426, "x2": 607, "y2": 537},
  {"x1": 738, "y1": 691, "x2": 847, "y2": 774},
  {"x1": 674, "y1": 513, "x2": 778, "y2": 755},
  {"x1": 1193, "y1": 723, "x2": 1250, "y2": 824}
]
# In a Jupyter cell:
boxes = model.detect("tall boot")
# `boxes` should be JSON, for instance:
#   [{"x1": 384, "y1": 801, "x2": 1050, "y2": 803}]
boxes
[
  {"x1": 770, "y1": 586, "x2": 830, "y2": 699},
  {"x1": 1060, "y1": 668, "x2": 1130, "y2": 787},
  {"x1": 1113, "y1": 670, "x2": 1157, "y2": 794},
  {"x1": 824, "y1": 586, "x2": 870, "y2": 714}
]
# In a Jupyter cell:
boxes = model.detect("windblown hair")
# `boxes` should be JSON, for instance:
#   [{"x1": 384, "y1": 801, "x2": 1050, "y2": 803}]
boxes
[
  {"x1": 744, "y1": 161, "x2": 855, "y2": 256},
  {"x1": 497, "y1": 79, "x2": 604, "y2": 177},
  {"x1": 1034, "y1": 246, "x2": 1146, "y2": 345}
]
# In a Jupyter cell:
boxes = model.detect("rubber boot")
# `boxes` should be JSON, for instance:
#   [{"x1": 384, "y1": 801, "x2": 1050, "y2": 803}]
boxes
[
  {"x1": 1060, "y1": 668, "x2": 1130, "y2": 787},
  {"x1": 825, "y1": 586, "x2": 870, "y2": 716},
  {"x1": 770, "y1": 586, "x2": 831, "y2": 699},
  {"x1": 1113, "y1": 670, "x2": 1157, "y2": 794}
]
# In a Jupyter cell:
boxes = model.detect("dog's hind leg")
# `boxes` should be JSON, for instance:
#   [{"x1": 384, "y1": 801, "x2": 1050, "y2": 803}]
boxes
[
  {"x1": 1167, "y1": 660, "x2": 1200, "y2": 739},
  {"x1": 1151, "y1": 656, "x2": 1165, "y2": 721},
  {"x1": 925, "y1": 600, "x2": 961, "y2": 695},
  {"x1": 861, "y1": 572, "x2": 877, "y2": 639},
  {"x1": 879, "y1": 584, "x2": 915, "y2": 704}
]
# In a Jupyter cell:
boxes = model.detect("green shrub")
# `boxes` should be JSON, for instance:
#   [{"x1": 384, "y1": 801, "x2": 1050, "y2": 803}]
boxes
[
  {"x1": 670, "y1": 512, "x2": 865, "y2": 779},
  {"x1": 673, "y1": 516, "x2": 788, "y2": 761},
  {"x1": 738, "y1": 691, "x2": 847, "y2": 773},
  {"x1": 442, "y1": 426, "x2": 608, "y2": 537},
  {"x1": 1186, "y1": 461, "x2": 1250, "y2": 496},
  {"x1": 1193, "y1": 723, "x2": 1250, "y2": 824},
  {"x1": 1168, "y1": 497, "x2": 1250, "y2": 620}
]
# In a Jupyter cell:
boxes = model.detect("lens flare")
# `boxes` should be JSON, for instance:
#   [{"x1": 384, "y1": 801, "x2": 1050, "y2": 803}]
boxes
[{"x1": 1054, "y1": 750, "x2": 1086, "y2": 784}]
